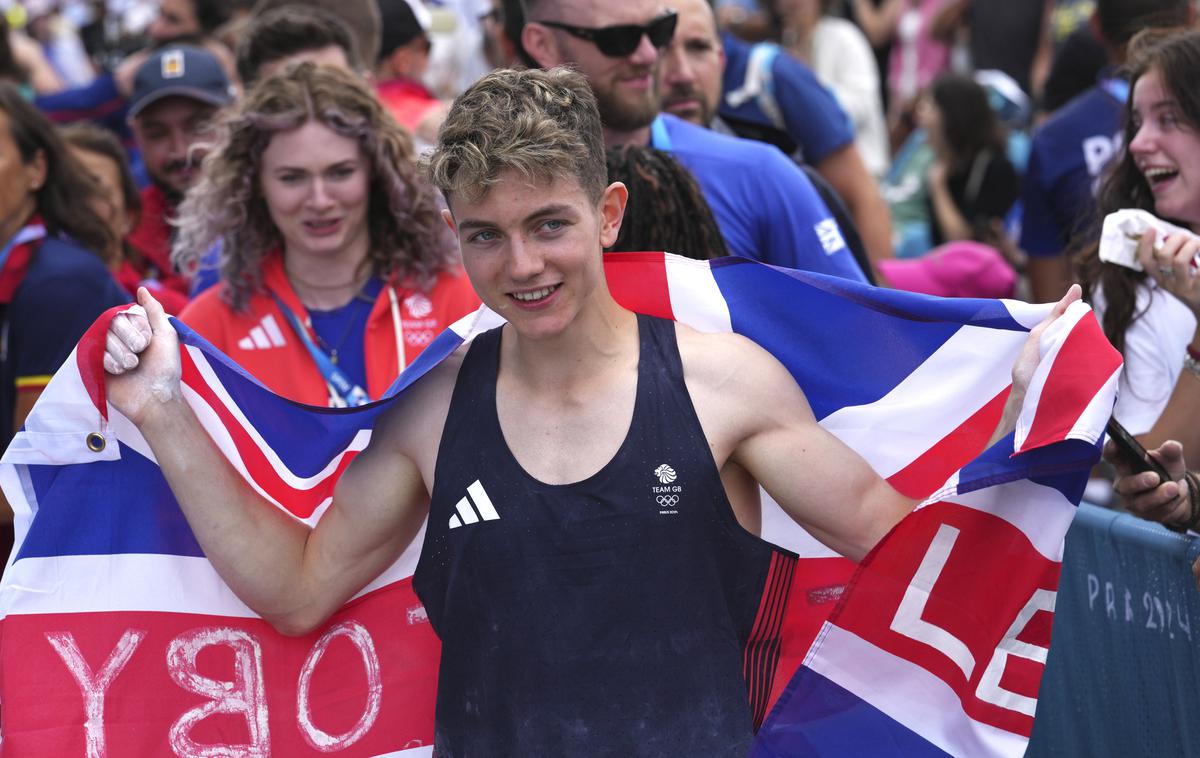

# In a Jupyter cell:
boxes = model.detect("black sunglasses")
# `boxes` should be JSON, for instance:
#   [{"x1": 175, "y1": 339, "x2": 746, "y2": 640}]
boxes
[{"x1": 538, "y1": 12, "x2": 678, "y2": 58}]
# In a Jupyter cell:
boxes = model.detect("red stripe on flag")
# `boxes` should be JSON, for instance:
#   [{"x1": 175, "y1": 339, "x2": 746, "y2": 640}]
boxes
[
  {"x1": 603, "y1": 252, "x2": 676, "y2": 319},
  {"x1": 180, "y1": 348, "x2": 357, "y2": 517},
  {"x1": 76, "y1": 304, "x2": 141, "y2": 421},
  {"x1": 1022, "y1": 316, "x2": 1122, "y2": 451},
  {"x1": 831, "y1": 501, "x2": 1061, "y2": 737},
  {"x1": 886, "y1": 386, "x2": 1010, "y2": 499}
]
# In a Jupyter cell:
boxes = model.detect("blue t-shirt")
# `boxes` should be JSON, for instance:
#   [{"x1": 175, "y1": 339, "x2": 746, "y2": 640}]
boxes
[
  {"x1": 305, "y1": 277, "x2": 384, "y2": 393},
  {"x1": 1019, "y1": 81, "x2": 1125, "y2": 257},
  {"x1": 718, "y1": 34, "x2": 854, "y2": 165},
  {"x1": 1, "y1": 237, "x2": 129, "y2": 448},
  {"x1": 651, "y1": 114, "x2": 866, "y2": 282}
]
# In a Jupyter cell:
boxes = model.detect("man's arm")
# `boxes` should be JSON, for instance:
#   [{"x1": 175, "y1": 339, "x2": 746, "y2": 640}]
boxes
[
  {"x1": 813, "y1": 145, "x2": 894, "y2": 269},
  {"x1": 106, "y1": 290, "x2": 433, "y2": 635},
  {"x1": 726, "y1": 346, "x2": 915, "y2": 561},
  {"x1": 682, "y1": 286, "x2": 1080, "y2": 561}
]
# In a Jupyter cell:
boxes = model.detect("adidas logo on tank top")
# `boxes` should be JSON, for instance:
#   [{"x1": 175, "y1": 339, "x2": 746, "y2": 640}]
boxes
[{"x1": 448, "y1": 480, "x2": 501, "y2": 529}]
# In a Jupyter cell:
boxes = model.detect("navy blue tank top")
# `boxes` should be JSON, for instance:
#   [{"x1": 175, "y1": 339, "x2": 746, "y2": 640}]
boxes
[{"x1": 413, "y1": 315, "x2": 779, "y2": 757}]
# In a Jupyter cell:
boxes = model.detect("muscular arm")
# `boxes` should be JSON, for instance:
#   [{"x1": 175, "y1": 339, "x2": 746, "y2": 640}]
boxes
[
  {"x1": 684, "y1": 331, "x2": 916, "y2": 562},
  {"x1": 813, "y1": 145, "x2": 894, "y2": 269},
  {"x1": 106, "y1": 291, "x2": 438, "y2": 635},
  {"x1": 681, "y1": 287, "x2": 1077, "y2": 560}
]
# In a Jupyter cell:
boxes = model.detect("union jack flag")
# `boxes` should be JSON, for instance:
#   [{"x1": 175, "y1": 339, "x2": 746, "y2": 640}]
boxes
[{"x1": 0, "y1": 253, "x2": 1120, "y2": 756}]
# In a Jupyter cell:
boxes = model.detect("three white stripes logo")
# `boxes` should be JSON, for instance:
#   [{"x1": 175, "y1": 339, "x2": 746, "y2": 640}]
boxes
[
  {"x1": 236, "y1": 314, "x2": 287, "y2": 350},
  {"x1": 448, "y1": 480, "x2": 500, "y2": 529}
]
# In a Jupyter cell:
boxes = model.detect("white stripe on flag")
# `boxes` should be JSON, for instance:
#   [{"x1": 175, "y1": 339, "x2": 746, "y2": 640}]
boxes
[
  {"x1": 664, "y1": 256, "x2": 733, "y2": 333},
  {"x1": 804, "y1": 622, "x2": 1031, "y2": 758},
  {"x1": 185, "y1": 345, "x2": 373, "y2": 492},
  {"x1": 821, "y1": 324, "x2": 1025, "y2": 479},
  {"x1": 1069, "y1": 367, "x2": 1122, "y2": 443},
  {"x1": 0, "y1": 537, "x2": 423, "y2": 619},
  {"x1": 1014, "y1": 301, "x2": 1090, "y2": 452},
  {"x1": 448, "y1": 306, "x2": 506, "y2": 342},
  {"x1": 999, "y1": 298, "x2": 1054, "y2": 331}
]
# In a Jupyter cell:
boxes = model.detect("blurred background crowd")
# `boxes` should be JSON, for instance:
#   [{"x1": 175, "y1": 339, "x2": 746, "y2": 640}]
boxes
[{"x1": 2, "y1": 0, "x2": 1200, "y2": 560}]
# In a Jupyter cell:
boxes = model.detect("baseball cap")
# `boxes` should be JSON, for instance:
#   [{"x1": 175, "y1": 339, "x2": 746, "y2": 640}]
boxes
[
  {"x1": 379, "y1": 0, "x2": 432, "y2": 58},
  {"x1": 128, "y1": 46, "x2": 235, "y2": 119},
  {"x1": 878, "y1": 242, "x2": 1017, "y2": 299}
]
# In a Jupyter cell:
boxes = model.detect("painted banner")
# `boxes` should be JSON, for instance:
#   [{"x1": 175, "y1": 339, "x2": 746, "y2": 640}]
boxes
[{"x1": 0, "y1": 253, "x2": 1120, "y2": 756}]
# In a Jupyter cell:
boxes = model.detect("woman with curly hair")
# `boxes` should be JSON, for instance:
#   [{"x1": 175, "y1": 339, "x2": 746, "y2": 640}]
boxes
[
  {"x1": 176, "y1": 62, "x2": 478, "y2": 407},
  {"x1": 1077, "y1": 28, "x2": 1200, "y2": 457}
]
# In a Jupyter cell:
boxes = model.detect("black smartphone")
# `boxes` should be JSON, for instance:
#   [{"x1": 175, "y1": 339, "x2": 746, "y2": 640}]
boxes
[{"x1": 1106, "y1": 418, "x2": 1173, "y2": 483}]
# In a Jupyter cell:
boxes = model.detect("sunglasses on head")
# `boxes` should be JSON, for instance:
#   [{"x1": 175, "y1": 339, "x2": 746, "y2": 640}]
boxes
[{"x1": 539, "y1": 11, "x2": 678, "y2": 58}]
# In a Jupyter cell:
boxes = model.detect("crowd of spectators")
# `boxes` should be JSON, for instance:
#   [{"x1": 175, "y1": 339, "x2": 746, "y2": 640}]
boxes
[{"x1": 2, "y1": 0, "x2": 1200, "y2": 558}]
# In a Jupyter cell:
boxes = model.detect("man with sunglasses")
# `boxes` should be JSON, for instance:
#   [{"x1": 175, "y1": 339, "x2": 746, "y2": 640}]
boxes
[
  {"x1": 658, "y1": 0, "x2": 895, "y2": 280},
  {"x1": 519, "y1": 0, "x2": 871, "y2": 283}
]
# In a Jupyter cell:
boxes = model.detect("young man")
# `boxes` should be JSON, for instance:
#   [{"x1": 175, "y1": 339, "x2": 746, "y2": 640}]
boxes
[{"x1": 103, "y1": 67, "x2": 1070, "y2": 755}]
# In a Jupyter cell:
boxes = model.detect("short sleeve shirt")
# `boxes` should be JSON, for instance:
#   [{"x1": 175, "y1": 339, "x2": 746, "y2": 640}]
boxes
[
  {"x1": 0, "y1": 238, "x2": 130, "y2": 446},
  {"x1": 1019, "y1": 82, "x2": 1125, "y2": 257},
  {"x1": 652, "y1": 114, "x2": 867, "y2": 282},
  {"x1": 718, "y1": 34, "x2": 855, "y2": 164}
]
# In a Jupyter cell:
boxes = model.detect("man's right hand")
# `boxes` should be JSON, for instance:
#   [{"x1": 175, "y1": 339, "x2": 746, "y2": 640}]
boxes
[{"x1": 104, "y1": 288, "x2": 183, "y2": 426}]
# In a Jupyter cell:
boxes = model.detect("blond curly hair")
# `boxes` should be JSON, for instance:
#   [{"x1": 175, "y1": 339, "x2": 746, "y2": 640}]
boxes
[
  {"x1": 427, "y1": 66, "x2": 608, "y2": 206},
  {"x1": 173, "y1": 62, "x2": 456, "y2": 310}
]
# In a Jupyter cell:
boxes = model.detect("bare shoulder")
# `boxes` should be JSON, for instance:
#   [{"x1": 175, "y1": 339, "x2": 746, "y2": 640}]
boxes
[
  {"x1": 673, "y1": 322, "x2": 814, "y2": 448},
  {"x1": 674, "y1": 322, "x2": 803, "y2": 401}
]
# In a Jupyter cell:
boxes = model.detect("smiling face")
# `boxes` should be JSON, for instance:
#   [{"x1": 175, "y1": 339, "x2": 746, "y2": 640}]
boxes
[
  {"x1": 1129, "y1": 67, "x2": 1200, "y2": 231},
  {"x1": 446, "y1": 171, "x2": 626, "y2": 341},
  {"x1": 259, "y1": 119, "x2": 371, "y2": 266}
]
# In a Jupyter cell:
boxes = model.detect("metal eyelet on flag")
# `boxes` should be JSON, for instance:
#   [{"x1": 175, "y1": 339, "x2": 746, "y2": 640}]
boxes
[{"x1": 86, "y1": 433, "x2": 106, "y2": 453}]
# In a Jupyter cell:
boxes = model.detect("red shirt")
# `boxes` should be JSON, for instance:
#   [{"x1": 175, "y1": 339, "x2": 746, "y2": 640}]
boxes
[
  {"x1": 376, "y1": 77, "x2": 442, "y2": 134},
  {"x1": 124, "y1": 184, "x2": 192, "y2": 312},
  {"x1": 180, "y1": 254, "x2": 480, "y2": 406}
]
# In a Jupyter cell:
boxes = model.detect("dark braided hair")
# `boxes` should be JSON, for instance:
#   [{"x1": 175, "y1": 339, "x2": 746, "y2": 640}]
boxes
[{"x1": 604, "y1": 145, "x2": 728, "y2": 260}]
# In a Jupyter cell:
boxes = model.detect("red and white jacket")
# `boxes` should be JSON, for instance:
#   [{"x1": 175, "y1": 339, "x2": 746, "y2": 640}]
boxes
[{"x1": 180, "y1": 253, "x2": 479, "y2": 406}]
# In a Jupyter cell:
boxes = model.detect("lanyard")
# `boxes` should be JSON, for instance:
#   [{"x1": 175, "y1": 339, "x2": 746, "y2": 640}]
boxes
[
  {"x1": 271, "y1": 293, "x2": 372, "y2": 408},
  {"x1": 650, "y1": 115, "x2": 672, "y2": 152},
  {"x1": 0, "y1": 224, "x2": 47, "y2": 271}
]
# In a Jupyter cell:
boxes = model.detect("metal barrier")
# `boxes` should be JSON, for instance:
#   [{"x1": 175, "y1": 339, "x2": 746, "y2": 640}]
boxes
[{"x1": 1028, "y1": 504, "x2": 1200, "y2": 757}]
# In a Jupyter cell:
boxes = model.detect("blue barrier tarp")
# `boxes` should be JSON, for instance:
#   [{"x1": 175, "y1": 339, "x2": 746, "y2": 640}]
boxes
[{"x1": 1029, "y1": 504, "x2": 1200, "y2": 756}]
